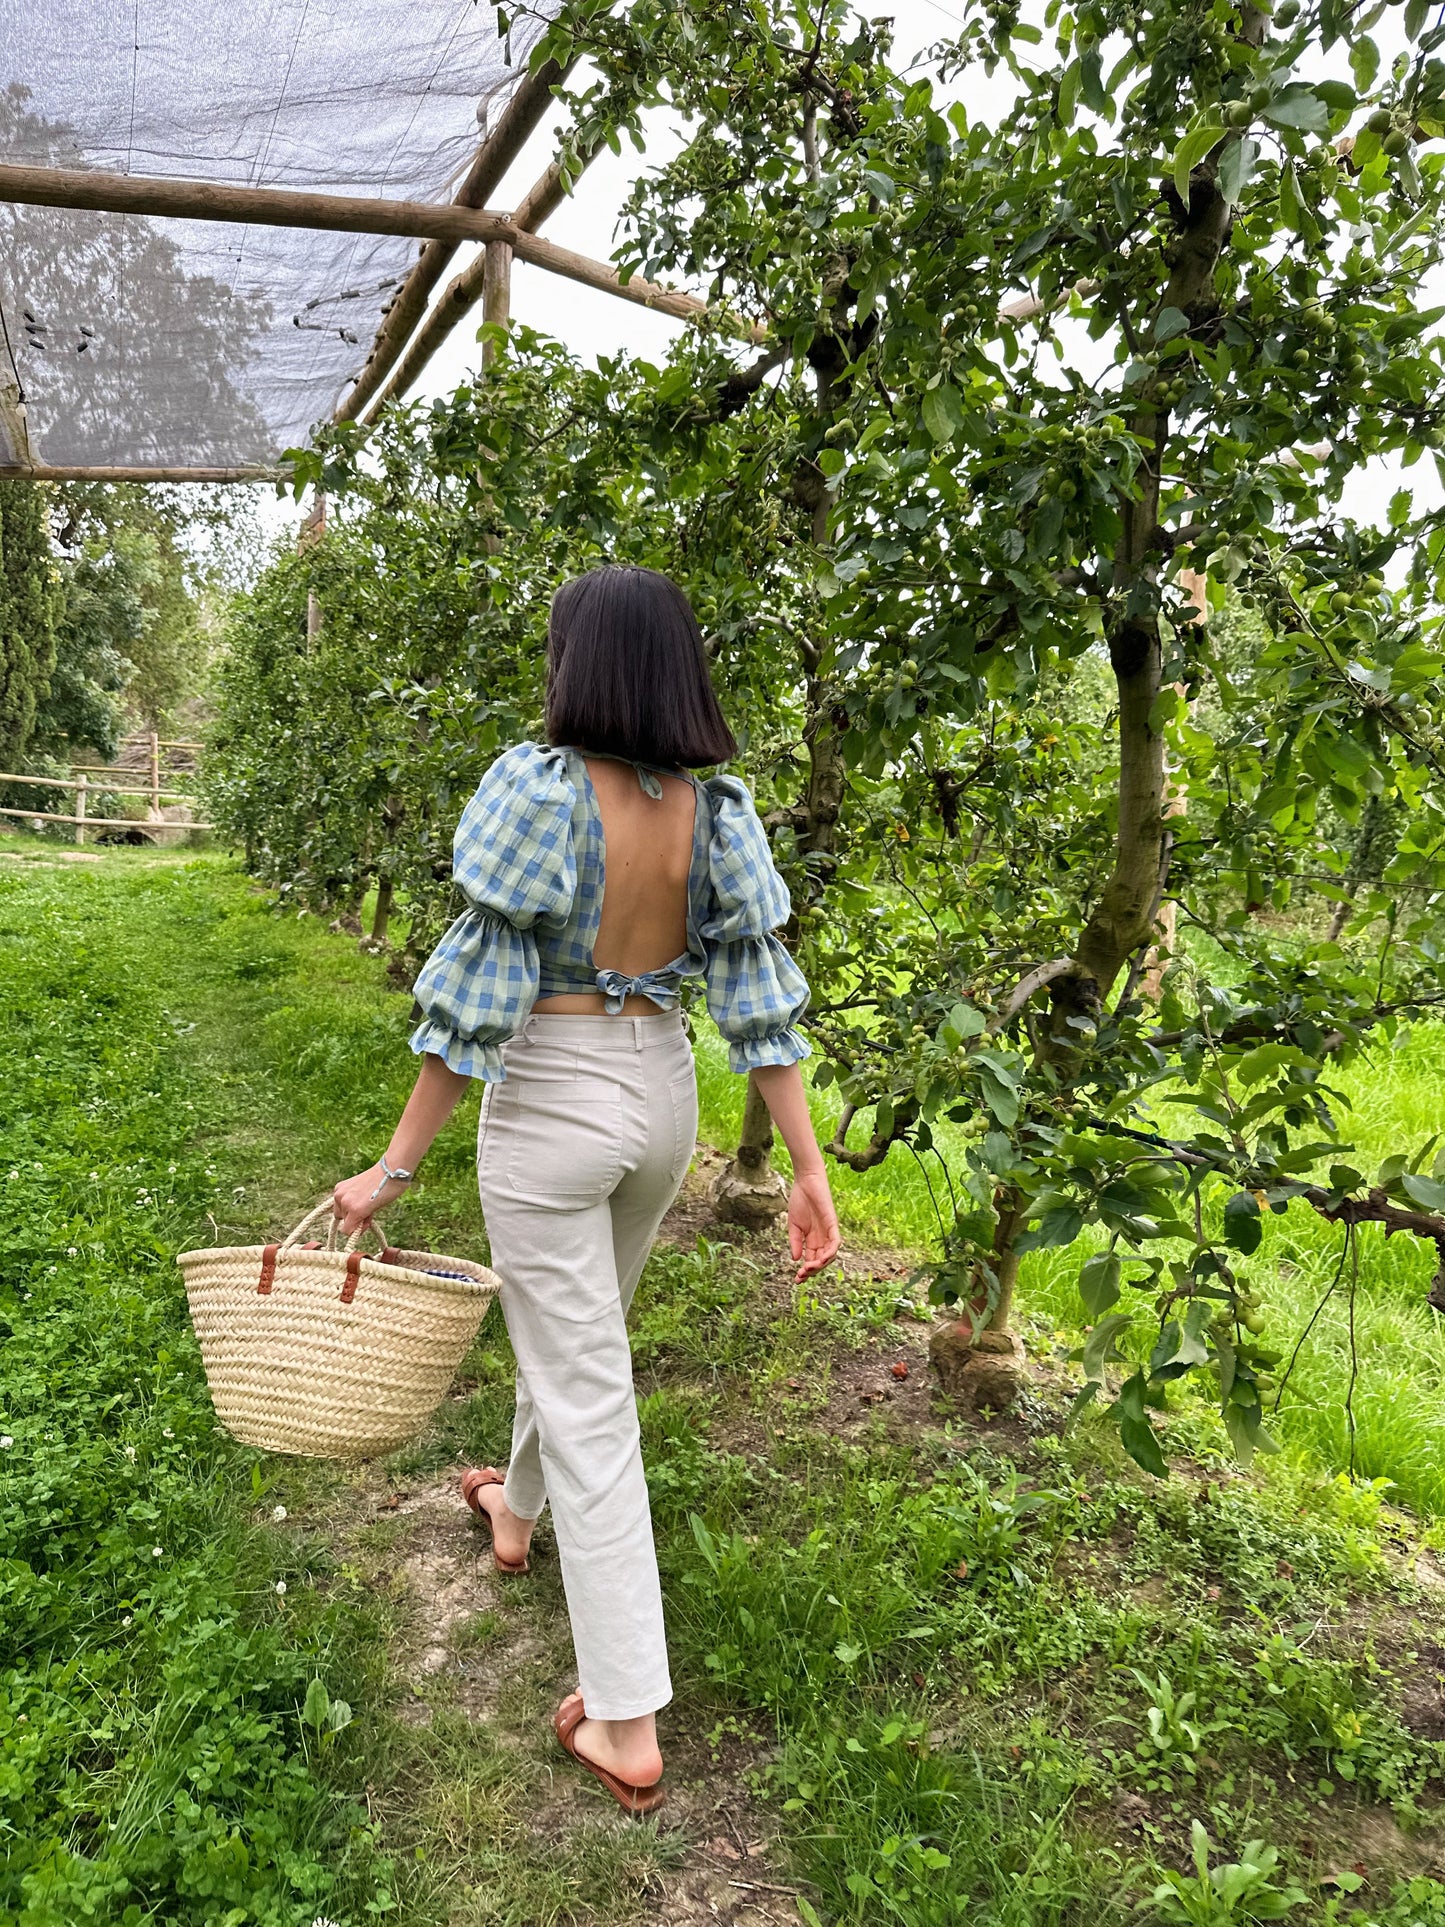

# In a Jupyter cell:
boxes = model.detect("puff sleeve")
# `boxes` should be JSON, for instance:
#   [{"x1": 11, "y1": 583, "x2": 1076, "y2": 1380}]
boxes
[
  {"x1": 408, "y1": 744, "x2": 576, "y2": 1080},
  {"x1": 699, "y1": 775, "x2": 811, "y2": 1073}
]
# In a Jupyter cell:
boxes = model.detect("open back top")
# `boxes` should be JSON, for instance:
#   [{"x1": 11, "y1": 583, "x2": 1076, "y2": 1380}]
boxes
[{"x1": 409, "y1": 743, "x2": 811, "y2": 1082}]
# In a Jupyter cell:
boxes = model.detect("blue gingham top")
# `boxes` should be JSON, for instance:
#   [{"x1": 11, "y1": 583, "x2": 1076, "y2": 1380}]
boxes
[{"x1": 409, "y1": 743, "x2": 810, "y2": 1082}]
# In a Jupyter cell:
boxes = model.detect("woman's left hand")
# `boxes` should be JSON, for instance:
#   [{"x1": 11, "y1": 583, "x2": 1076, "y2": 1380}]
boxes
[
  {"x1": 787, "y1": 1169, "x2": 841, "y2": 1282},
  {"x1": 332, "y1": 1164, "x2": 408, "y2": 1237}
]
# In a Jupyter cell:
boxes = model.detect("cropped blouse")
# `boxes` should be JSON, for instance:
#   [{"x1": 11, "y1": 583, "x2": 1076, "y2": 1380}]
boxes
[{"x1": 409, "y1": 742, "x2": 811, "y2": 1082}]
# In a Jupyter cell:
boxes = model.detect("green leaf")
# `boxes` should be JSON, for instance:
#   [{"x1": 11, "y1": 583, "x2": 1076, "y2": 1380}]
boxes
[
  {"x1": 1173, "y1": 122, "x2": 1225, "y2": 205},
  {"x1": 1224, "y1": 1399, "x2": 1280, "y2": 1466},
  {"x1": 921, "y1": 382, "x2": 965, "y2": 445},
  {"x1": 1223, "y1": 1191, "x2": 1263, "y2": 1254},
  {"x1": 1235, "y1": 1043, "x2": 1299, "y2": 1087},
  {"x1": 1016, "y1": 1204, "x2": 1084, "y2": 1253},
  {"x1": 1350, "y1": 37, "x2": 1380, "y2": 90},
  {"x1": 940, "y1": 1001, "x2": 986, "y2": 1049},
  {"x1": 1263, "y1": 84, "x2": 1331, "y2": 132},
  {"x1": 977, "y1": 1067, "x2": 1020, "y2": 1127},
  {"x1": 1217, "y1": 135, "x2": 1257, "y2": 208},
  {"x1": 1149, "y1": 1305, "x2": 1210, "y2": 1380},
  {"x1": 1401, "y1": 1172, "x2": 1445, "y2": 1213},
  {"x1": 302, "y1": 1678, "x2": 331, "y2": 1730},
  {"x1": 1115, "y1": 1371, "x2": 1168, "y2": 1477},
  {"x1": 1154, "y1": 306, "x2": 1190, "y2": 343},
  {"x1": 1079, "y1": 46, "x2": 1106, "y2": 113},
  {"x1": 1082, "y1": 1312, "x2": 1133, "y2": 1384},
  {"x1": 1279, "y1": 162, "x2": 1305, "y2": 235},
  {"x1": 1078, "y1": 1250, "x2": 1122, "y2": 1318}
]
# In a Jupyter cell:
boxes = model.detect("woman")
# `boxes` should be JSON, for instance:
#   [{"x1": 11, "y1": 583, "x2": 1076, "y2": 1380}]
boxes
[{"x1": 333, "y1": 565, "x2": 840, "y2": 1815}]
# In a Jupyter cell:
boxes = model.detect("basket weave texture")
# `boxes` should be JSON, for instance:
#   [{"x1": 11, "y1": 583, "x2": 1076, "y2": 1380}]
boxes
[{"x1": 178, "y1": 1200, "x2": 498, "y2": 1459}]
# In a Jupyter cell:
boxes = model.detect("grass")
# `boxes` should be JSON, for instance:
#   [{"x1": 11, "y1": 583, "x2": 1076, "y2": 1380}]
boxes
[
  {"x1": 2, "y1": 834, "x2": 1444, "y2": 1927},
  {"x1": 0, "y1": 838, "x2": 397, "y2": 1925}
]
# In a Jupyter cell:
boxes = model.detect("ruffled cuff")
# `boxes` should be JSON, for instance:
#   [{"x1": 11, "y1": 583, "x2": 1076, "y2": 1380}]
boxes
[
  {"x1": 727, "y1": 1026, "x2": 811, "y2": 1074},
  {"x1": 408, "y1": 1017, "x2": 507, "y2": 1082}
]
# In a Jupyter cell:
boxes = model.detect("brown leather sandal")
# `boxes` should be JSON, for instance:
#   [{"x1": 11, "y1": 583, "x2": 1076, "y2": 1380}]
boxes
[
  {"x1": 460, "y1": 1467, "x2": 530, "y2": 1575},
  {"x1": 553, "y1": 1695, "x2": 666, "y2": 1816}
]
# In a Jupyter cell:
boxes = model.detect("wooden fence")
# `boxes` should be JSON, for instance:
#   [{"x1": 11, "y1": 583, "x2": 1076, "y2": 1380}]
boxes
[{"x1": 0, "y1": 734, "x2": 213, "y2": 842}]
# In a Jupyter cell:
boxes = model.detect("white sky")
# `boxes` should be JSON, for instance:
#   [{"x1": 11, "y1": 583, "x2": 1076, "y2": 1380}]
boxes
[{"x1": 261, "y1": 0, "x2": 1438, "y2": 548}]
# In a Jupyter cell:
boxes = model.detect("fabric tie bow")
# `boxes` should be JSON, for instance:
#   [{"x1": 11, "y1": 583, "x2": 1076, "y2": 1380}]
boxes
[{"x1": 595, "y1": 968, "x2": 683, "y2": 1015}]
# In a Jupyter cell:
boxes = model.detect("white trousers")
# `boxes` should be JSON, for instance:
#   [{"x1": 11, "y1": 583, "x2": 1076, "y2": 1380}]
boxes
[{"x1": 477, "y1": 1010, "x2": 697, "y2": 1720}]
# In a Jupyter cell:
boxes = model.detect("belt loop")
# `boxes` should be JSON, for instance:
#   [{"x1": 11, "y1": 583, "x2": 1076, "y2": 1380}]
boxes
[
  {"x1": 633, "y1": 1015, "x2": 645, "y2": 1051},
  {"x1": 521, "y1": 1014, "x2": 538, "y2": 1044}
]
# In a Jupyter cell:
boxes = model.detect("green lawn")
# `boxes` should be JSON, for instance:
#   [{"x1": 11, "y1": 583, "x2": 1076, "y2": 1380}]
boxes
[{"x1": 3, "y1": 839, "x2": 1443, "y2": 1927}]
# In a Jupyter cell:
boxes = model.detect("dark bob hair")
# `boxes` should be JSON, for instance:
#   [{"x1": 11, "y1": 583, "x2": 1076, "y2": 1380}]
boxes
[{"x1": 545, "y1": 565, "x2": 737, "y2": 769}]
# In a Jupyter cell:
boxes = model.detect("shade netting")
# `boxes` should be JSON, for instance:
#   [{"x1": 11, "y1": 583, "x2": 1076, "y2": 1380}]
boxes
[{"x1": 0, "y1": 1, "x2": 552, "y2": 469}]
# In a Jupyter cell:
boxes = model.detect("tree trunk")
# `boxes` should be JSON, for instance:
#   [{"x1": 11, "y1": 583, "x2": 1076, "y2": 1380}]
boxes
[
  {"x1": 370, "y1": 874, "x2": 393, "y2": 946},
  {"x1": 1326, "y1": 795, "x2": 1387, "y2": 940},
  {"x1": 713, "y1": 250, "x2": 845, "y2": 1224},
  {"x1": 937, "y1": 144, "x2": 1248, "y2": 1412},
  {"x1": 712, "y1": 1074, "x2": 790, "y2": 1226}
]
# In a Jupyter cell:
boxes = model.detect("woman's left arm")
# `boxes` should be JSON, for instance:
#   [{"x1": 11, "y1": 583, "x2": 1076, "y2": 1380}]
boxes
[{"x1": 332, "y1": 1053, "x2": 472, "y2": 1234}]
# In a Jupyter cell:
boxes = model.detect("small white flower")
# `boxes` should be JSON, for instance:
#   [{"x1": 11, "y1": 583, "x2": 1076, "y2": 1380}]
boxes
[
  {"x1": 151, "y1": 1546, "x2": 163, "y2": 1558},
  {"x1": 121, "y1": 1615, "x2": 133, "y2": 1628},
  {"x1": 89, "y1": 1172, "x2": 99, "y2": 1180},
  {"x1": 275, "y1": 1580, "x2": 287, "y2": 1596},
  {"x1": 162, "y1": 1427, "x2": 174, "y2": 1439},
  {"x1": 0, "y1": 1436, "x2": 12, "y2": 1449},
  {"x1": 6, "y1": 1172, "x2": 17, "y2": 1181},
  {"x1": 66, "y1": 1247, "x2": 78, "y2": 1257},
  {"x1": 124, "y1": 1444, "x2": 136, "y2": 1460}
]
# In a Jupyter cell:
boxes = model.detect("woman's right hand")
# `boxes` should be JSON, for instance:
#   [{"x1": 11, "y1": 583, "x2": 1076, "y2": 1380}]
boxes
[
  {"x1": 332, "y1": 1164, "x2": 409, "y2": 1237},
  {"x1": 787, "y1": 1168, "x2": 841, "y2": 1282}
]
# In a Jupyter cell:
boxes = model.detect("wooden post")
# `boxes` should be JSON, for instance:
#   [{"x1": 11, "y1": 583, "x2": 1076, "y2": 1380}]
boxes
[
  {"x1": 299, "y1": 491, "x2": 327, "y2": 640},
  {"x1": 149, "y1": 733, "x2": 160, "y2": 812},
  {"x1": 74, "y1": 773, "x2": 86, "y2": 847},
  {"x1": 481, "y1": 239, "x2": 512, "y2": 368}
]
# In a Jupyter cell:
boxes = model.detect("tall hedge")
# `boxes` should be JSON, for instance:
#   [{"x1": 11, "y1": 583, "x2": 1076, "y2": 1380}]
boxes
[{"x1": 0, "y1": 480, "x2": 58, "y2": 770}]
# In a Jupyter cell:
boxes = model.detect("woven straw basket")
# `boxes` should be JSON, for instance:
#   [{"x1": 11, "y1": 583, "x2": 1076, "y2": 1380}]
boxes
[{"x1": 179, "y1": 1199, "x2": 498, "y2": 1459}]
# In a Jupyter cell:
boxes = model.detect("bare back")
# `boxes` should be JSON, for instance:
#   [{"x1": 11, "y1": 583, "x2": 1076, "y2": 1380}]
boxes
[{"x1": 532, "y1": 755, "x2": 696, "y2": 1014}]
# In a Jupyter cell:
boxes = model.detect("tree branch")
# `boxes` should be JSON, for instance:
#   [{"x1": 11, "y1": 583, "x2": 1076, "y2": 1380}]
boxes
[{"x1": 988, "y1": 958, "x2": 1074, "y2": 1032}]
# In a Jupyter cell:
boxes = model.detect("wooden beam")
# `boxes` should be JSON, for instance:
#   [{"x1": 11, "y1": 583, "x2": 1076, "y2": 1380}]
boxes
[
  {"x1": 0, "y1": 463, "x2": 279, "y2": 482},
  {"x1": 363, "y1": 199, "x2": 715, "y2": 420},
  {"x1": 0, "y1": 804, "x2": 214, "y2": 830},
  {"x1": 0, "y1": 161, "x2": 522, "y2": 246},
  {"x1": 511, "y1": 158, "x2": 572, "y2": 233},
  {"x1": 336, "y1": 57, "x2": 571, "y2": 422},
  {"x1": 511, "y1": 230, "x2": 710, "y2": 321},
  {"x1": 359, "y1": 133, "x2": 607, "y2": 421},
  {"x1": 0, "y1": 162, "x2": 713, "y2": 341}
]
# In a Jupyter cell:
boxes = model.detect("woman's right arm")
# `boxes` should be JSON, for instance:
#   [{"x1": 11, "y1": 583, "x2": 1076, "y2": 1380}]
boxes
[
  {"x1": 332, "y1": 1053, "x2": 471, "y2": 1234},
  {"x1": 750, "y1": 1061, "x2": 841, "y2": 1280}
]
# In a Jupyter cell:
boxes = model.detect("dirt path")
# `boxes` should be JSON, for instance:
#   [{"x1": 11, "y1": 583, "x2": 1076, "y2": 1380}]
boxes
[{"x1": 282, "y1": 1147, "x2": 948, "y2": 1927}]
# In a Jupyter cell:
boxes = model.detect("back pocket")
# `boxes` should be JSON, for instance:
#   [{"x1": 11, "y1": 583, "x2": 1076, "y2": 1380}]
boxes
[
  {"x1": 668, "y1": 1066, "x2": 699, "y2": 1186},
  {"x1": 493, "y1": 1077, "x2": 624, "y2": 1210}
]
